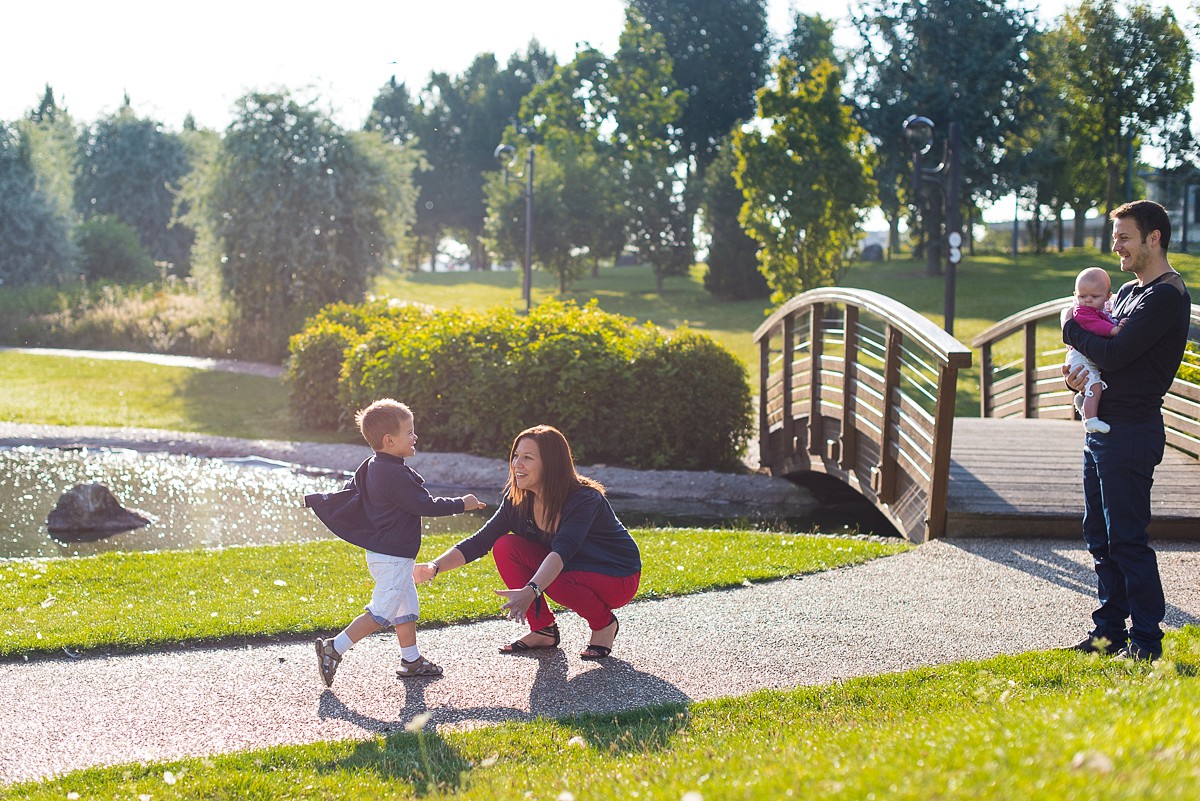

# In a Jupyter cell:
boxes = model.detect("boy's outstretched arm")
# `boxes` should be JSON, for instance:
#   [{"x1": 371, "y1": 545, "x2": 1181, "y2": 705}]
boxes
[
  {"x1": 460, "y1": 494, "x2": 487, "y2": 511},
  {"x1": 414, "y1": 546, "x2": 468, "y2": 584}
]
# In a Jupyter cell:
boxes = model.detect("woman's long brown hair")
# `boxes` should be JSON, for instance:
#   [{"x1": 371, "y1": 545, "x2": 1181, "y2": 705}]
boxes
[{"x1": 505, "y1": 425, "x2": 604, "y2": 535}]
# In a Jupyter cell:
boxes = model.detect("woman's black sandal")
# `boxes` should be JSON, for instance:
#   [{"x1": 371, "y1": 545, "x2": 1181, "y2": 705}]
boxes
[
  {"x1": 580, "y1": 615, "x2": 619, "y2": 660},
  {"x1": 500, "y1": 623, "x2": 560, "y2": 654}
]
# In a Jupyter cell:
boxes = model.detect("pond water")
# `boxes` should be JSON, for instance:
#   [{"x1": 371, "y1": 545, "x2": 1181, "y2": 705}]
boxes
[
  {"x1": 0, "y1": 447, "x2": 488, "y2": 560},
  {"x1": 0, "y1": 447, "x2": 894, "y2": 560}
]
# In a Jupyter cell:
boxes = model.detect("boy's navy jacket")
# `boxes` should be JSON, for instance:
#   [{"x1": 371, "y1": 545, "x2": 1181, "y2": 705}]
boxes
[{"x1": 304, "y1": 452, "x2": 465, "y2": 558}]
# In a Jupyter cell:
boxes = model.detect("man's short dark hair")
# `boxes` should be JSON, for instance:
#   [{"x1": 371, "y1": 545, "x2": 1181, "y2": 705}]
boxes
[{"x1": 1111, "y1": 200, "x2": 1172, "y2": 252}]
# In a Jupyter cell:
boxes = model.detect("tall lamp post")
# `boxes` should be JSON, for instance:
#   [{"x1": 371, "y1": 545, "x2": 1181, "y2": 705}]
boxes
[
  {"x1": 903, "y1": 115, "x2": 963, "y2": 336},
  {"x1": 493, "y1": 143, "x2": 534, "y2": 313}
]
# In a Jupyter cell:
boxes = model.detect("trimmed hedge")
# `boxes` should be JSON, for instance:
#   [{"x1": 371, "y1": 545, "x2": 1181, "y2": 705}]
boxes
[{"x1": 287, "y1": 299, "x2": 752, "y2": 471}]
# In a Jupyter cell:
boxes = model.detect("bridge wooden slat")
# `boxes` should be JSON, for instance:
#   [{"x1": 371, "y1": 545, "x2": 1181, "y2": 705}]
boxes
[
  {"x1": 1165, "y1": 429, "x2": 1200, "y2": 460},
  {"x1": 1164, "y1": 406, "x2": 1200, "y2": 441},
  {"x1": 991, "y1": 396, "x2": 1027, "y2": 418},
  {"x1": 1171, "y1": 380, "x2": 1200, "y2": 403},
  {"x1": 1165, "y1": 390, "x2": 1200, "y2": 419},
  {"x1": 992, "y1": 372, "x2": 1024, "y2": 395}
]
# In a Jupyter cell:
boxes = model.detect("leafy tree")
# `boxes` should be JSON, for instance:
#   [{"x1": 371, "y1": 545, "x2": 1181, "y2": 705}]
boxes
[
  {"x1": 365, "y1": 76, "x2": 418, "y2": 145},
  {"x1": 405, "y1": 45, "x2": 556, "y2": 270},
  {"x1": 20, "y1": 85, "x2": 77, "y2": 235},
  {"x1": 611, "y1": 7, "x2": 691, "y2": 292},
  {"x1": 631, "y1": 0, "x2": 770, "y2": 256},
  {"x1": 74, "y1": 215, "x2": 156, "y2": 282},
  {"x1": 734, "y1": 57, "x2": 875, "y2": 302},
  {"x1": 504, "y1": 47, "x2": 629, "y2": 282},
  {"x1": 853, "y1": 0, "x2": 1036, "y2": 273},
  {"x1": 485, "y1": 143, "x2": 596, "y2": 293},
  {"x1": 0, "y1": 122, "x2": 77, "y2": 286},
  {"x1": 183, "y1": 91, "x2": 420, "y2": 361},
  {"x1": 75, "y1": 98, "x2": 194, "y2": 270},
  {"x1": 365, "y1": 77, "x2": 428, "y2": 272},
  {"x1": 701, "y1": 136, "x2": 767, "y2": 299},
  {"x1": 1058, "y1": 0, "x2": 1193, "y2": 243}
]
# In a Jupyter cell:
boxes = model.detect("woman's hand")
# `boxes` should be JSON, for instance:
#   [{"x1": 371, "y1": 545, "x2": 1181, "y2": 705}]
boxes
[{"x1": 495, "y1": 586, "x2": 537, "y2": 624}]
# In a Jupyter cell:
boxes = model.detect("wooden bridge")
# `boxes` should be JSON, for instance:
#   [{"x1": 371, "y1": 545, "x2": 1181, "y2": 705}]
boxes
[{"x1": 753, "y1": 288, "x2": 1200, "y2": 542}]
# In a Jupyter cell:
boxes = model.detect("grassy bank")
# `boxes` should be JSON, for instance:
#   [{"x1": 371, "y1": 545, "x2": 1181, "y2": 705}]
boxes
[
  {"x1": 0, "y1": 530, "x2": 905, "y2": 659},
  {"x1": 10, "y1": 627, "x2": 1199, "y2": 799},
  {"x1": 0, "y1": 351, "x2": 350, "y2": 443}
]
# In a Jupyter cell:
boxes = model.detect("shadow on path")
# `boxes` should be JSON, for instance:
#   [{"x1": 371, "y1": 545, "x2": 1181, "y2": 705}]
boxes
[
  {"x1": 318, "y1": 648, "x2": 692, "y2": 735},
  {"x1": 946, "y1": 538, "x2": 1200, "y2": 630}
]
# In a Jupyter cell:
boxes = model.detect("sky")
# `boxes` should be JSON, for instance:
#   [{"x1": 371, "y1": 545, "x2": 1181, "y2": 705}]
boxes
[{"x1": 3, "y1": 0, "x2": 1159, "y2": 132}]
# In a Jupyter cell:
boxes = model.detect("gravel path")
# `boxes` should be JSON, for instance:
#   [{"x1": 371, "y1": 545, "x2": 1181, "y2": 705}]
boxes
[{"x1": 5, "y1": 538, "x2": 1200, "y2": 785}]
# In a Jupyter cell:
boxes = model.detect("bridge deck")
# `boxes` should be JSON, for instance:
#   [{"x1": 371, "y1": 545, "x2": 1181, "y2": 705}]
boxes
[{"x1": 947, "y1": 418, "x2": 1200, "y2": 538}]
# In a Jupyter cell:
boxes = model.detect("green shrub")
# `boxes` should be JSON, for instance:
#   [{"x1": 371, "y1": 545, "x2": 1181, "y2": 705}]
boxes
[
  {"x1": 291, "y1": 298, "x2": 753, "y2": 471},
  {"x1": 74, "y1": 215, "x2": 156, "y2": 282},
  {"x1": 631, "y1": 328, "x2": 753, "y2": 471},
  {"x1": 284, "y1": 320, "x2": 360, "y2": 429},
  {"x1": 286, "y1": 299, "x2": 433, "y2": 429}
]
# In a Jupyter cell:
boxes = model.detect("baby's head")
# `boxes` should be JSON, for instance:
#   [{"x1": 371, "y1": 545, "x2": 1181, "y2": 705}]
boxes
[
  {"x1": 1074, "y1": 267, "x2": 1112, "y2": 311},
  {"x1": 355, "y1": 398, "x2": 413, "y2": 452}
]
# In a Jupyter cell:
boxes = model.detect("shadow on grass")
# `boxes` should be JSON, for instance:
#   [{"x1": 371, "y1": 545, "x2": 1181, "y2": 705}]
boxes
[
  {"x1": 173, "y1": 369, "x2": 288, "y2": 438},
  {"x1": 315, "y1": 649, "x2": 694, "y2": 794}
]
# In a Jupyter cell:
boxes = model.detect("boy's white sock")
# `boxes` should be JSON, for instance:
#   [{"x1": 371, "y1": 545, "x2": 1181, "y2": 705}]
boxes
[
  {"x1": 333, "y1": 632, "x2": 354, "y2": 655},
  {"x1": 400, "y1": 644, "x2": 421, "y2": 662},
  {"x1": 1084, "y1": 417, "x2": 1110, "y2": 434}
]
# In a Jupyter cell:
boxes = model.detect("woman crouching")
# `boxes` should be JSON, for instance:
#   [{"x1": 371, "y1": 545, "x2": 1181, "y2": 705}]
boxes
[{"x1": 414, "y1": 424, "x2": 640, "y2": 659}]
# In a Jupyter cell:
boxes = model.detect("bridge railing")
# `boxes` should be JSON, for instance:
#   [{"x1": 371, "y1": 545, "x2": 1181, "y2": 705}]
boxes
[
  {"x1": 972, "y1": 298, "x2": 1200, "y2": 459},
  {"x1": 753, "y1": 288, "x2": 972, "y2": 542}
]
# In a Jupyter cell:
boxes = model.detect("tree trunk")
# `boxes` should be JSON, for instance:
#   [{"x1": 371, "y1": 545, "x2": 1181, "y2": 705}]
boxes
[
  {"x1": 1103, "y1": 159, "x2": 1119, "y2": 253},
  {"x1": 925, "y1": 201, "x2": 943, "y2": 277},
  {"x1": 1072, "y1": 209, "x2": 1087, "y2": 248}
]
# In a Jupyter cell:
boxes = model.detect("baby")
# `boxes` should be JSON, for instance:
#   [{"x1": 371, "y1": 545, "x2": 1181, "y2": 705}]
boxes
[{"x1": 1064, "y1": 266, "x2": 1124, "y2": 434}]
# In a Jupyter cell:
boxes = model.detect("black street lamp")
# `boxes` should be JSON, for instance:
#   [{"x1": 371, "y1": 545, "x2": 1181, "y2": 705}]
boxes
[
  {"x1": 903, "y1": 115, "x2": 963, "y2": 336},
  {"x1": 493, "y1": 143, "x2": 534, "y2": 313}
]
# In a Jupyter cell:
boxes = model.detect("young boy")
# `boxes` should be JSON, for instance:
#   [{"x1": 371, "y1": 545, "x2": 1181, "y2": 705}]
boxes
[
  {"x1": 305, "y1": 398, "x2": 485, "y2": 686},
  {"x1": 1065, "y1": 266, "x2": 1125, "y2": 433}
]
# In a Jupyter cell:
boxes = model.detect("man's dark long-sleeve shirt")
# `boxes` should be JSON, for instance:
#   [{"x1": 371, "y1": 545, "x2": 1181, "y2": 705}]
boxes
[
  {"x1": 1063, "y1": 272, "x2": 1190, "y2": 423},
  {"x1": 304, "y1": 452, "x2": 465, "y2": 558}
]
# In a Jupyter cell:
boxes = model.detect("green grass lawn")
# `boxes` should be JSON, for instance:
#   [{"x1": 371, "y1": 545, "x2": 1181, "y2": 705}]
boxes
[
  {"x1": 0, "y1": 351, "x2": 354, "y2": 443},
  {"x1": 0, "y1": 530, "x2": 905, "y2": 659},
  {"x1": 10, "y1": 627, "x2": 1199, "y2": 800}
]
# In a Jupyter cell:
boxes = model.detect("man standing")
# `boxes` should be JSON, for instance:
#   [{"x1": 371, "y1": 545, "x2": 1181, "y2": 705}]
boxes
[{"x1": 1062, "y1": 199, "x2": 1191, "y2": 662}]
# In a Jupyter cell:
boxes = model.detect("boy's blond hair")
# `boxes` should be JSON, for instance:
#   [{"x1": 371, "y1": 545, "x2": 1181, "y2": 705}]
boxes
[{"x1": 355, "y1": 399, "x2": 412, "y2": 451}]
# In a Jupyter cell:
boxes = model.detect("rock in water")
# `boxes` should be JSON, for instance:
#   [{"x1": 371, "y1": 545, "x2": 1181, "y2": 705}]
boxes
[{"x1": 46, "y1": 483, "x2": 152, "y2": 534}]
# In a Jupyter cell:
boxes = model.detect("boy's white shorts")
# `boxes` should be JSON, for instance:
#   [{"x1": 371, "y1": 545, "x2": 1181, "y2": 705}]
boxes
[{"x1": 364, "y1": 552, "x2": 419, "y2": 626}]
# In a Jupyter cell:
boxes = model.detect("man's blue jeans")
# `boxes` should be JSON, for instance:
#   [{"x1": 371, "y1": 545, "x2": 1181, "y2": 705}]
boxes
[{"x1": 1081, "y1": 417, "x2": 1166, "y2": 656}]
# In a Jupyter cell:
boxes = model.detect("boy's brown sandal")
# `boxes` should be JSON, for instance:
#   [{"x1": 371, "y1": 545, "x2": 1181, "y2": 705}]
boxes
[{"x1": 397, "y1": 655, "x2": 444, "y2": 677}]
